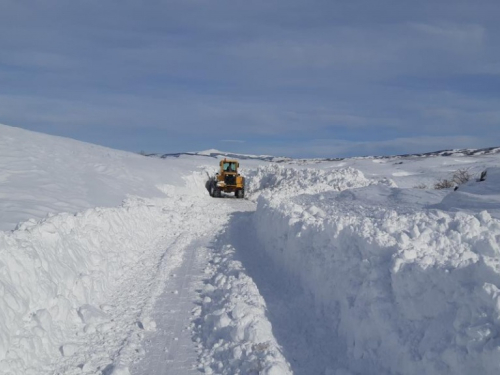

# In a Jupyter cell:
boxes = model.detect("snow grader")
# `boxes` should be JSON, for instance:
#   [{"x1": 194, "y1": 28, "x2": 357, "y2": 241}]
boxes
[{"x1": 206, "y1": 158, "x2": 245, "y2": 198}]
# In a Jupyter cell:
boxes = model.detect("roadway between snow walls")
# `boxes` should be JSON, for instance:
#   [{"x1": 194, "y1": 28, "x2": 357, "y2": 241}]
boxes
[{"x1": 253, "y1": 193, "x2": 500, "y2": 375}]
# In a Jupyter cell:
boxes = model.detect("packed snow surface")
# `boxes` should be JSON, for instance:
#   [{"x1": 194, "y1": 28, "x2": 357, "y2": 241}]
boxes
[{"x1": 1, "y1": 123, "x2": 500, "y2": 375}]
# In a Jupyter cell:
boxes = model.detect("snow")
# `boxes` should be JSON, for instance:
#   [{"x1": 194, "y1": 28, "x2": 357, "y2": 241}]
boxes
[
  {"x1": 0, "y1": 196, "x2": 173, "y2": 374},
  {"x1": 252, "y1": 169, "x2": 500, "y2": 374},
  {"x1": 2, "y1": 123, "x2": 500, "y2": 374},
  {"x1": 245, "y1": 164, "x2": 396, "y2": 199},
  {"x1": 195, "y1": 244, "x2": 291, "y2": 375},
  {"x1": 0, "y1": 124, "x2": 191, "y2": 231}
]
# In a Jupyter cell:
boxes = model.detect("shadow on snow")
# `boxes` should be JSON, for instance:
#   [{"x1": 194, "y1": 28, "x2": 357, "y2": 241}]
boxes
[{"x1": 212, "y1": 209, "x2": 346, "y2": 375}]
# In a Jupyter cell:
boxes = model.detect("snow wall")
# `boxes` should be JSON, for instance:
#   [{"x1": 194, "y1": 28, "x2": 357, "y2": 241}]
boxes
[
  {"x1": 250, "y1": 166, "x2": 500, "y2": 375},
  {"x1": 0, "y1": 197, "x2": 171, "y2": 374}
]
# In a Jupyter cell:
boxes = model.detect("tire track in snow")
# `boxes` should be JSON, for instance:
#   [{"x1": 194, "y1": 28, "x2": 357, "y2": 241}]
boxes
[
  {"x1": 131, "y1": 237, "x2": 209, "y2": 375},
  {"x1": 162, "y1": 238, "x2": 201, "y2": 367},
  {"x1": 130, "y1": 197, "x2": 248, "y2": 374}
]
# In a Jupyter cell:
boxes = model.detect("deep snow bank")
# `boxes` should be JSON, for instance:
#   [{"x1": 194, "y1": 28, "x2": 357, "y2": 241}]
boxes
[
  {"x1": 0, "y1": 197, "x2": 172, "y2": 374},
  {"x1": 245, "y1": 165, "x2": 395, "y2": 198},
  {"x1": 253, "y1": 171, "x2": 500, "y2": 374}
]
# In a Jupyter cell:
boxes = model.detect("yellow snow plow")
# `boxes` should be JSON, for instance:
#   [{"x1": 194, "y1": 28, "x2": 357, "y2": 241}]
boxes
[{"x1": 206, "y1": 159, "x2": 245, "y2": 198}]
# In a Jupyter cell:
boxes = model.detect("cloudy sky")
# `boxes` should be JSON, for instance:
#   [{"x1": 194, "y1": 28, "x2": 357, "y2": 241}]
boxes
[{"x1": 0, "y1": 0, "x2": 499, "y2": 157}]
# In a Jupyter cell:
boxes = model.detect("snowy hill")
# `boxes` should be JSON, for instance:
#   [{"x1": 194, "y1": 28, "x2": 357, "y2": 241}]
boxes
[
  {"x1": 2, "y1": 124, "x2": 500, "y2": 375},
  {"x1": 0, "y1": 124, "x2": 195, "y2": 231}
]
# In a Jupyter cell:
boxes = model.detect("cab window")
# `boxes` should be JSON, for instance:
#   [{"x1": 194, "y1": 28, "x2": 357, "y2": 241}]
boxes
[{"x1": 223, "y1": 162, "x2": 236, "y2": 172}]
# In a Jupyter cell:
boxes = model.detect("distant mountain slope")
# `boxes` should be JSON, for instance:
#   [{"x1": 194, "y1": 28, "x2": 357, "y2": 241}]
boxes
[
  {"x1": 148, "y1": 146, "x2": 500, "y2": 163},
  {"x1": 146, "y1": 149, "x2": 292, "y2": 162}
]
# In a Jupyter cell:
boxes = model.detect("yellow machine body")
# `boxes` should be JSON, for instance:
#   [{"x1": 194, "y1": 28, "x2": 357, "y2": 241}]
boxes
[{"x1": 207, "y1": 158, "x2": 245, "y2": 198}]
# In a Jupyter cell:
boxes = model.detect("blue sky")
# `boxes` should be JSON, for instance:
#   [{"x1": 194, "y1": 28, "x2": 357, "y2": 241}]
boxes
[{"x1": 0, "y1": 0, "x2": 499, "y2": 158}]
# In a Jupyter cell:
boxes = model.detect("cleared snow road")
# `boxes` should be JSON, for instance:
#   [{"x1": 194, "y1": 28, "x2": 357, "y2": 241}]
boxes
[
  {"x1": 131, "y1": 236, "x2": 212, "y2": 375},
  {"x1": 45, "y1": 194, "x2": 259, "y2": 375},
  {"x1": 129, "y1": 191, "x2": 343, "y2": 375},
  {"x1": 40, "y1": 183, "x2": 290, "y2": 375},
  {"x1": 129, "y1": 196, "x2": 268, "y2": 375}
]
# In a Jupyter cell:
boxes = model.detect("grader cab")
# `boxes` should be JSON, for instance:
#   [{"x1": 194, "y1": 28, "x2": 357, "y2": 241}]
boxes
[{"x1": 207, "y1": 159, "x2": 245, "y2": 198}]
